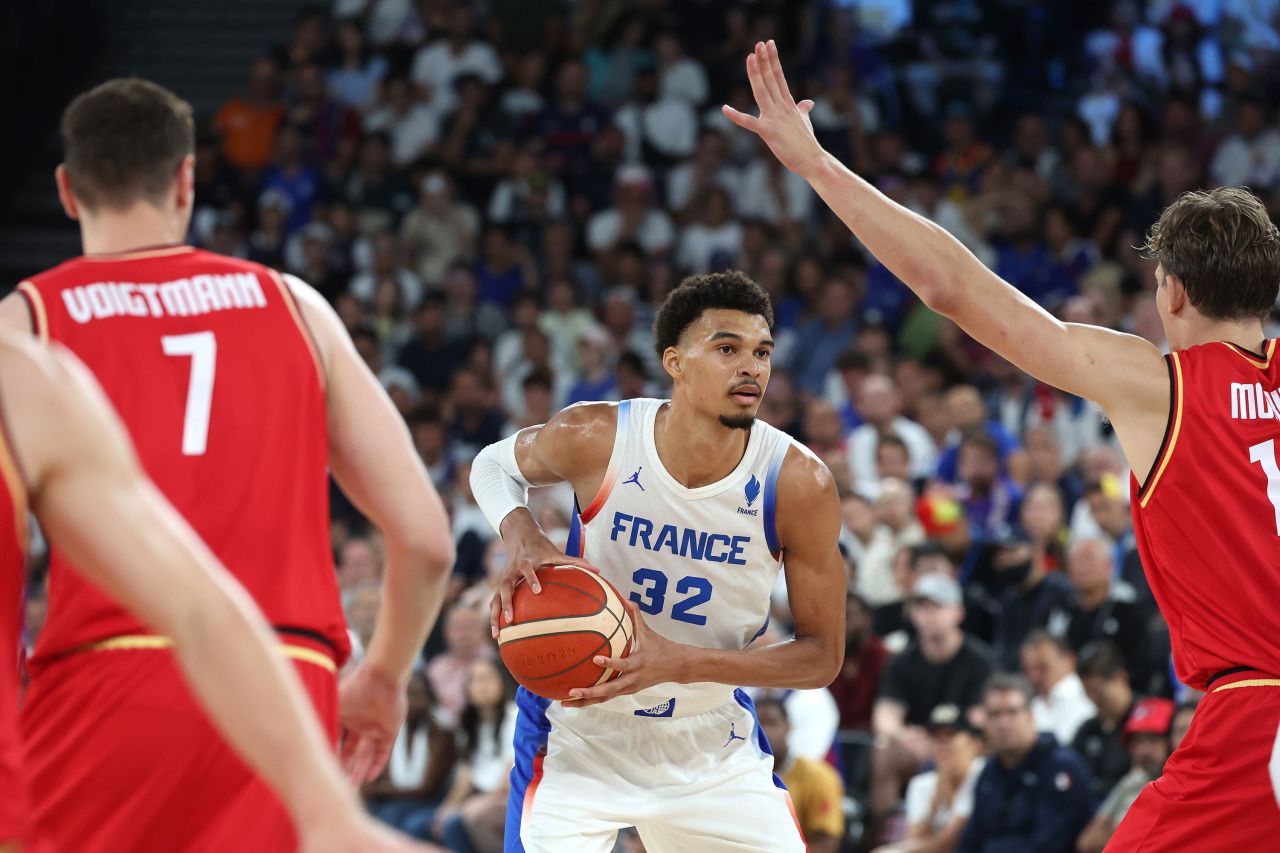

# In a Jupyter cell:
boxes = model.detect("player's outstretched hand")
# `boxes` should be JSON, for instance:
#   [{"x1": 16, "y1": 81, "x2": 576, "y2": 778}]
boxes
[
  {"x1": 338, "y1": 661, "x2": 407, "y2": 785},
  {"x1": 301, "y1": 811, "x2": 445, "y2": 853},
  {"x1": 491, "y1": 511, "x2": 595, "y2": 637},
  {"x1": 560, "y1": 601, "x2": 683, "y2": 709},
  {"x1": 722, "y1": 40, "x2": 822, "y2": 176}
]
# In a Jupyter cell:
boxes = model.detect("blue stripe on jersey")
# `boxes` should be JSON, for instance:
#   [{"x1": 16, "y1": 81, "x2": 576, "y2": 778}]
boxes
[
  {"x1": 732, "y1": 688, "x2": 788, "y2": 791},
  {"x1": 749, "y1": 613, "x2": 771, "y2": 645},
  {"x1": 762, "y1": 445, "x2": 787, "y2": 555},
  {"x1": 566, "y1": 498, "x2": 583, "y2": 557},
  {"x1": 505, "y1": 686, "x2": 553, "y2": 852}
]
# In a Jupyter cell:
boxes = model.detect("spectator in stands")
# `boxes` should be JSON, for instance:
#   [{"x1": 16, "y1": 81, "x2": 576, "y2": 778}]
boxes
[
  {"x1": 654, "y1": 30, "x2": 708, "y2": 106},
  {"x1": 849, "y1": 374, "x2": 937, "y2": 486},
  {"x1": 436, "y1": 75, "x2": 518, "y2": 207},
  {"x1": 829, "y1": 592, "x2": 890, "y2": 732},
  {"x1": 249, "y1": 189, "x2": 290, "y2": 267},
  {"x1": 272, "y1": 3, "x2": 331, "y2": 70},
  {"x1": 870, "y1": 573, "x2": 994, "y2": 838},
  {"x1": 446, "y1": 368, "x2": 505, "y2": 460},
  {"x1": 288, "y1": 62, "x2": 360, "y2": 164},
  {"x1": 441, "y1": 263, "x2": 506, "y2": 345},
  {"x1": 1022, "y1": 630, "x2": 1097, "y2": 745},
  {"x1": 960, "y1": 674, "x2": 1094, "y2": 853},
  {"x1": 1049, "y1": 538, "x2": 1149, "y2": 680},
  {"x1": 1073, "y1": 640, "x2": 1139, "y2": 801},
  {"x1": 350, "y1": 230, "x2": 424, "y2": 309},
  {"x1": 343, "y1": 580, "x2": 381, "y2": 656},
  {"x1": 988, "y1": 528, "x2": 1075, "y2": 672},
  {"x1": 365, "y1": 671, "x2": 458, "y2": 839},
  {"x1": 875, "y1": 703, "x2": 985, "y2": 853},
  {"x1": 757, "y1": 697, "x2": 845, "y2": 853},
  {"x1": 1076, "y1": 698, "x2": 1177, "y2": 853},
  {"x1": 614, "y1": 67, "x2": 699, "y2": 168},
  {"x1": 675, "y1": 187, "x2": 743, "y2": 273},
  {"x1": 400, "y1": 170, "x2": 479, "y2": 287},
  {"x1": 956, "y1": 431, "x2": 1023, "y2": 544},
  {"x1": 431, "y1": 657, "x2": 517, "y2": 852},
  {"x1": 535, "y1": 58, "x2": 610, "y2": 182},
  {"x1": 363, "y1": 76, "x2": 444, "y2": 168},
  {"x1": 586, "y1": 165, "x2": 675, "y2": 257},
  {"x1": 936, "y1": 385, "x2": 1021, "y2": 484},
  {"x1": 328, "y1": 17, "x2": 388, "y2": 110},
  {"x1": 214, "y1": 56, "x2": 286, "y2": 173},
  {"x1": 344, "y1": 131, "x2": 414, "y2": 233},
  {"x1": 667, "y1": 129, "x2": 740, "y2": 218},
  {"x1": 259, "y1": 124, "x2": 325, "y2": 234},
  {"x1": 409, "y1": 4, "x2": 502, "y2": 115},
  {"x1": 426, "y1": 602, "x2": 494, "y2": 725}
]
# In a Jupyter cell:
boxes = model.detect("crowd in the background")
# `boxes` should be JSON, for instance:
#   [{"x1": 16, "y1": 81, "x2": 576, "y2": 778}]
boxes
[{"x1": 22, "y1": 0, "x2": 1280, "y2": 850}]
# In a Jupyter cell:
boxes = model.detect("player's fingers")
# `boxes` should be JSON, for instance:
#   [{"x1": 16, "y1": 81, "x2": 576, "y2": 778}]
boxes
[
  {"x1": 498, "y1": 581, "x2": 515, "y2": 625},
  {"x1": 722, "y1": 105, "x2": 760, "y2": 131},
  {"x1": 592, "y1": 654, "x2": 633, "y2": 672},
  {"x1": 797, "y1": 99, "x2": 815, "y2": 114},
  {"x1": 488, "y1": 593, "x2": 501, "y2": 637},
  {"x1": 755, "y1": 41, "x2": 784, "y2": 106},
  {"x1": 343, "y1": 734, "x2": 377, "y2": 786},
  {"x1": 368, "y1": 739, "x2": 394, "y2": 782},
  {"x1": 766, "y1": 40, "x2": 796, "y2": 105},
  {"x1": 745, "y1": 49, "x2": 770, "y2": 112},
  {"x1": 519, "y1": 561, "x2": 542, "y2": 594}
]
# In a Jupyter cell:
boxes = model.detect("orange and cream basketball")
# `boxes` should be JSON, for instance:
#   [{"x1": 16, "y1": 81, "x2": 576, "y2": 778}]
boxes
[{"x1": 497, "y1": 566, "x2": 635, "y2": 700}]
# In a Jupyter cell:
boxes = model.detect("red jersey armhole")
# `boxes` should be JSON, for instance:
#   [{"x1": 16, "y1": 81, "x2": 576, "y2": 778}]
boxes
[
  {"x1": 1137, "y1": 351, "x2": 1184, "y2": 508},
  {"x1": 16, "y1": 281, "x2": 47, "y2": 344},
  {"x1": 265, "y1": 269, "x2": 326, "y2": 392}
]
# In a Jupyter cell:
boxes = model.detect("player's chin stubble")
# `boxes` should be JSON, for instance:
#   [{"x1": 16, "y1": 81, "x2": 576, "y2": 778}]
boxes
[{"x1": 719, "y1": 414, "x2": 755, "y2": 430}]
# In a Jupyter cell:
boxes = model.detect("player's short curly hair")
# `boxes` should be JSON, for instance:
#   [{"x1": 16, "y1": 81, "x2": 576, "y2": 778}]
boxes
[{"x1": 652, "y1": 270, "x2": 775, "y2": 359}]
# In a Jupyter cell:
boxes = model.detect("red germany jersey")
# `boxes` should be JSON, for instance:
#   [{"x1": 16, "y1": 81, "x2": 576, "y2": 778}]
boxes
[
  {"x1": 0, "y1": 409, "x2": 30, "y2": 842},
  {"x1": 1132, "y1": 337, "x2": 1280, "y2": 690},
  {"x1": 20, "y1": 245, "x2": 349, "y2": 667}
]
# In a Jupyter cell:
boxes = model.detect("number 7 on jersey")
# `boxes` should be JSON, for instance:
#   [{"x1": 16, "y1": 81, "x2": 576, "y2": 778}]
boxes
[{"x1": 162, "y1": 332, "x2": 217, "y2": 456}]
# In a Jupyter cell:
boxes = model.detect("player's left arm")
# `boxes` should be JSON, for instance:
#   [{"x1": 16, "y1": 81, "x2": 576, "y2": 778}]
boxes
[{"x1": 563, "y1": 450, "x2": 845, "y2": 707}]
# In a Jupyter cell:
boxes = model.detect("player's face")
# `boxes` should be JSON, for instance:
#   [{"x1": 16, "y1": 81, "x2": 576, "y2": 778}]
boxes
[{"x1": 668, "y1": 309, "x2": 773, "y2": 430}]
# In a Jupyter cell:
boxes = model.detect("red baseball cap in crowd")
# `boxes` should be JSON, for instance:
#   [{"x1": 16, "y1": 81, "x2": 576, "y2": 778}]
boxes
[{"x1": 1123, "y1": 698, "x2": 1175, "y2": 744}]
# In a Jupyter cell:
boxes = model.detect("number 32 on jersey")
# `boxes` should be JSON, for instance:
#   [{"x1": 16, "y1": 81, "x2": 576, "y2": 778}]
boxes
[{"x1": 631, "y1": 567, "x2": 713, "y2": 625}]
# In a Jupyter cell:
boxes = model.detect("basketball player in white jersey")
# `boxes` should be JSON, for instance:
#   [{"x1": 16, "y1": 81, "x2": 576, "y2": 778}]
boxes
[{"x1": 470, "y1": 271, "x2": 846, "y2": 852}]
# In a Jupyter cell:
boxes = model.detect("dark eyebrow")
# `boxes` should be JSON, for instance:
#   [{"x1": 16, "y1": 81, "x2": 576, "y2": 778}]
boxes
[{"x1": 709, "y1": 331, "x2": 775, "y2": 347}]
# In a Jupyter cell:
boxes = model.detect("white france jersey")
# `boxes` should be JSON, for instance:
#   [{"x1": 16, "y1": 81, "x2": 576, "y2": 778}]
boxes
[{"x1": 565, "y1": 397, "x2": 801, "y2": 716}]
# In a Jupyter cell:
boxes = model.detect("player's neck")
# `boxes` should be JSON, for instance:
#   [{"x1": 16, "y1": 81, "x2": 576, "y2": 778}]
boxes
[
  {"x1": 78, "y1": 205, "x2": 186, "y2": 257},
  {"x1": 654, "y1": 402, "x2": 750, "y2": 489},
  {"x1": 1173, "y1": 316, "x2": 1266, "y2": 354}
]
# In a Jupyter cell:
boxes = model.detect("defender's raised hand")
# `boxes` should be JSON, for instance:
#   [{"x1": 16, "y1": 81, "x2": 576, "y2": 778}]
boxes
[{"x1": 722, "y1": 40, "x2": 823, "y2": 176}]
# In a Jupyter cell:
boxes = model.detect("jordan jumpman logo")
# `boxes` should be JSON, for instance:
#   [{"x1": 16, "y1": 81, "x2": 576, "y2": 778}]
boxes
[
  {"x1": 723, "y1": 723, "x2": 747, "y2": 748},
  {"x1": 623, "y1": 467, "x2": 645, "y2": 491}
]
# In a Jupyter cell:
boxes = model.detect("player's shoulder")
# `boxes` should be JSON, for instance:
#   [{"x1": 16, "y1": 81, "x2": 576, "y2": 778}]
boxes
[
  {"x1": 0, "y1": 333, "x2": 95, "y2": 435},
  {"x1": 774, "y1": 435, "x2": 837, "y2": 501},
  {"x1": 542, "y1": 400, "x2": 622, "y2": 445}
]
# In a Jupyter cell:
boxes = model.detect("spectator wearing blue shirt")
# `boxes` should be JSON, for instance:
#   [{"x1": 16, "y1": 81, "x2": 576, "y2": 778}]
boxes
[
  {"x1": 259, "y1": 124, "x2": 325, "y2": 233},
  {"x1": 788, "y1": 277, "x2": 858, "y2": 394},
  {"x1": 936, "y1": 384, "x2": 1020, "y2": 484},
  {"x1": 957, "y1": 431, "x2": 1023, "y2": 544},
  {"x1": 960, "y1": 674, "x2": 1094, "y2": 853},
  {"x1": 993, "y1": 193, "x2": 1075, "y2": 308}
]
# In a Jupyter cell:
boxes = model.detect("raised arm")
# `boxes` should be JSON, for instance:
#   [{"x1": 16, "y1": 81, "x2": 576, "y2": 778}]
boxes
[
  {"x1": 287, "y1": 275, "x2": 454, "y2": 782},
  {"x1": 5, "y1": 339, "x2": 422, "y2": 852},
  {"x1": 469, "y1": 402, "x2": 615, "y2": 631},
  {"x1": 725, "y1": 42, "x2": 1171, "y2": 481}
]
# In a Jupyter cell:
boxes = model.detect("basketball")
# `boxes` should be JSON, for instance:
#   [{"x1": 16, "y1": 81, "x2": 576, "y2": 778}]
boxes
[{"x1": 497, "y1": 565, "x2": 635, "y2": 700}]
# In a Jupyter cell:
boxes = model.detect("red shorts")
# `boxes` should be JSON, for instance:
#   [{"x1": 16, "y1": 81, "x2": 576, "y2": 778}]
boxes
[
  {"x1": 1107, "y1": 671, "x2": 1280, "y2": 851},
  {"x1": 22, "y1": 637, "x2": 338, "y2": 853}
]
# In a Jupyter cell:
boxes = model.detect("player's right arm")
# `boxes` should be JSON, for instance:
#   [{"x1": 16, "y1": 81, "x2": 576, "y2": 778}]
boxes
[
  {"x1": 470, "y1": 402, "x2": 614, "y2": 632},
  {"x1": 286, "y1": 275, "x2": 455, "y2": 782},
  {"x1": 725, "y1": 41, "x2": 1171, "y2": 482},
  {"x1": 2, "y1": 337, "x2": 427, "y2": 853}
]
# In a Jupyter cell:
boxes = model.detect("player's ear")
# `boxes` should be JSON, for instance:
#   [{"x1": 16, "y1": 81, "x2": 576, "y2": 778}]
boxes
[
  {"x1": 662, "y1": 346, "x2": 682, "y2": 379},
  {"x1": 54, "y1": 165, "x2": 81, "y2": 221},
  {"x1": 173, "y1": 154, "x2": 196, "y2": 212},
  {"x1": 1165, "y1": 273, "x2": 1188, "y2": 315}
]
